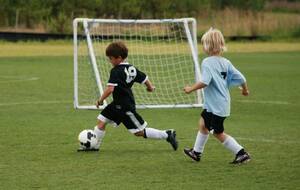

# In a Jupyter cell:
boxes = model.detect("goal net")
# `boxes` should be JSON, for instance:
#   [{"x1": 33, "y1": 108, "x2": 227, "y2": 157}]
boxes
[{"x1": 73, "y1": 18, "x2": 202, "y2": 109}]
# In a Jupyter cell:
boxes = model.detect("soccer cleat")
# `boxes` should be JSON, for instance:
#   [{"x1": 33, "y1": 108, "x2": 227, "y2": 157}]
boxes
[
  {"x1": 77, "y1": 147, "x2": 99, "y2": 152},
  {"x1": 183, "y1": 148, "x2": 201, "y2": 162},
  {"x1": 166, "y1": 129, "x2": 178, "y2": 151},
  {"x1": 230, "y1": 152, "x2": 251, "y2": 164}
]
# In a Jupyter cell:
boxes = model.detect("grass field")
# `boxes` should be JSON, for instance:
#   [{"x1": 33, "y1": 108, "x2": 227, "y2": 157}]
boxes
[{"x1": 0, "y1": 42, "x2": 299, "y2": 190}]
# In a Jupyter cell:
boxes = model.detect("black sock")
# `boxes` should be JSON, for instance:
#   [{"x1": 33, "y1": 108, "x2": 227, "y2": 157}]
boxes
[
  {"x1": 237, "y1": 148, "x2": 245, "y2": 156},
  {"x1": 143, "y1": 129, "x2": 147, "y2": 138}
]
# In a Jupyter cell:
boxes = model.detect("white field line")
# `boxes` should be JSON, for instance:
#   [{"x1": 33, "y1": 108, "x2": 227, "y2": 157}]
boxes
[
  {"x1": 100, "y1": 135, "x2": 299, "y2": 145},
  {"x1": 0, "y1": 76, "x2": 39, "y2": 83},
  {"x1": 234, "y1": 137, "x2": 296, "y2": 144},
  {"x1": 236, "y1": 99, "x2": 291, "y2": 105},
  {"x1": 132, "y1": 137, "x2": 299, "y2": 145},
  {"x1": 92, "y1": 137, "x2": 300, "y2": 145},
  {"x1": 0, "y1": 100, "x2": 72, "y2": 106}
]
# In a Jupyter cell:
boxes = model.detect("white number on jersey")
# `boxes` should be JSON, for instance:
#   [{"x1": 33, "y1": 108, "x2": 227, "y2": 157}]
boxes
[{"x1": 124, "y1": 66, "x2": 137, "y2": 83}]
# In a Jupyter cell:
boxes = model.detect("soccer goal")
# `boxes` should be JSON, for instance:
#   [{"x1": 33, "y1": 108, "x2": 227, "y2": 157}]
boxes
[{"x1": 73, "y1": 18, "x2": 202, "y2": 109}]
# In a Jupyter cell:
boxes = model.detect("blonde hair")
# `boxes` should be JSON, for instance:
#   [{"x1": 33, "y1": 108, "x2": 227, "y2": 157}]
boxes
[{"x1": 201, "y1": 28, "x2": 227, "y2": 55}]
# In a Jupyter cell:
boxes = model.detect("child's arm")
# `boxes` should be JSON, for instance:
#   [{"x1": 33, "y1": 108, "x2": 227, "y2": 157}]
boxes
[
  {"x1": 134, "y1": 68, "x2": 155, "y2": 92},
  {"x1": 184, "y1": 82, "x2": 207, "y2": 94},
  {"x1": 228, "y1": 63, "x2": 249, "y2": 96},
  {"x1": 240, "y1": 82, "x2": 249, "y2": 96},
  {"x1": 96, "y1": 86, "x2": 115, "y2": 108},
  {"x1": 144, "y1": 79, "x2": 155, "y2": 92},
  {"x1": 184, "y1": 61, "x2": 210, "y2": 94}
]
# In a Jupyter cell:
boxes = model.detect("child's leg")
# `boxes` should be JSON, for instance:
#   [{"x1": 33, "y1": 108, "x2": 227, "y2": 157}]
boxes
[
  {"x1": 214, "y1": 132, "x2": 250, "y2": 164},
  {"x1": 123, "y1": 110, "x2": 177, "y2": 150},
  {"x1": 135, "y1": 125, "x2": 179, "y2": 151},
  {"x1": 93, "y1": 119, "x2": 107, "y2": 149},
  {"x1": 134, "y1": 128, "x2": 178, "y2": 151},
  {"x1": 93, "y1": 104, "x2": 122, "y2": 149},
  {"x1": 137, "y1": 128, "x2": 168, "y2": 139},
  {"x1": 183, "y1": 117, "x2": 209, "y2": 161},
  {"x1": 193, "y1": 117, "x2": 210, "y2": 154},
  {"x1": 213, "y1": 132, "x2": 243, "y2": 155},
  {"x1": 123, "y1": 110, "x2": 168, "y2": 139}
]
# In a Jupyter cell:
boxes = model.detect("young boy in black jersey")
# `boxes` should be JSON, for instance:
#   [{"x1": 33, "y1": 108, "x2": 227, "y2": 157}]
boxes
[{"x1": 78, "y1": 41, "x2": 178, "y2": 152}]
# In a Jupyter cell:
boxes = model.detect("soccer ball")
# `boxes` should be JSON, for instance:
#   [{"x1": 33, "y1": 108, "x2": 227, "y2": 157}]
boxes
[{"x1": 78, "y1": 129, "x2": 98, "y2": 149}]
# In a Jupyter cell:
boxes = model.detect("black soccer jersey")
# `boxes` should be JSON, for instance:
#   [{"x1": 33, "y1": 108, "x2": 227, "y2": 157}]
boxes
[{"x1": 107, "y1": 62, "x2": 147, "y2": 110}]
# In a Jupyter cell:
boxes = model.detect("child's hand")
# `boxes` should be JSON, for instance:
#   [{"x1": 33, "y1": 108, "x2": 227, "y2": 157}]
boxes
[
  {"x1": 242, "y1": 89, "x2": 249, "y2": 96},
  {"x1": 184, "y1": 86, "x2": 192, "y2": 94},
  {"x1": 239, "y1": 86, "x2": 249, "y2": 96},
  {"x1": 147, "y1": 86, "x2": 155, "y2": 92},
  {"x1": 96, "y1": 100, "x2": 103, "y2": 108}
]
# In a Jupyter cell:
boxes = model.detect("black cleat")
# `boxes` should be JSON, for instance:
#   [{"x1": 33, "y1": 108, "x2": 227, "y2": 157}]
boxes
[
  {"x1": 183, "y1": 148, "x2": 201, "y2": 162},
  {"x1": 166, "y1": 129, "x2": 178, "y2": 151},
  {"x1": 230, "y1": 152, "x2": 251, "y2": 164},
  {"x1": 77, "y1": 147, "x2": 99, "y2": 152}
]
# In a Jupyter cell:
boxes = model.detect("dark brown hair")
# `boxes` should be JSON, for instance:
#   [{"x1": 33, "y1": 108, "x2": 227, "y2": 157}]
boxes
[{"x1": 105, "y1": 41, "x2": 128, "y2": 59}]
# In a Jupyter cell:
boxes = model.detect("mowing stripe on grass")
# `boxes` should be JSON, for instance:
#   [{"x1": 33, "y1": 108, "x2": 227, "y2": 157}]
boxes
[
  {"x1": 2, "y1": 137, "x2": 298, "y2": 147},
  {"x1": 0, "y1": 99, "x2": 292, "y2": 107}
]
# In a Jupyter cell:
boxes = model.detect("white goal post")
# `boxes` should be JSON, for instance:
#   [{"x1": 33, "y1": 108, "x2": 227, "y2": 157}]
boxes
[{"x1": 73, "y1": 18, "x2": 202, "y2": 109}]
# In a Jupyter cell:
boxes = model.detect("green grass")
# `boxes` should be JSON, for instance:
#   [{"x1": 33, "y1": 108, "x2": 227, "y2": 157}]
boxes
[{"x1": 0, "y1": 46, "x2": 300, "y2": 189}]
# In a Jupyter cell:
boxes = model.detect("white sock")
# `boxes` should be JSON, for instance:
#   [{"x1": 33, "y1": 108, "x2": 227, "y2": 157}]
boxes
[
  {"x1": 193, "y1": 131, "x2": 209, "y2": 153},
  {"x1": 144, "y1": 128, "x2": 168, "y2": 139},
  {"x1": 222, "y1": 135, "x2": 243, "y2": 155},
  {"x1": 94, "y1": 126, "x2": 106, "y2": 149}
]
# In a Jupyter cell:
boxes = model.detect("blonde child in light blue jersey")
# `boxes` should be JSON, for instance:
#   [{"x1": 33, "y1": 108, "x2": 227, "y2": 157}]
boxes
[{"x1": 183, "y1": 28, "x2": 251, "y2": 164}]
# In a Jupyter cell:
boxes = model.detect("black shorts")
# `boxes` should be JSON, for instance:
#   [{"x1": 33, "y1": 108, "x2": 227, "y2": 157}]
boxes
[
  {"x1": 97, "y1": 103, "x2": 147, "y2": 134},
  {"x1": 201, "y1": 109, "x2": 226, "y2": 134}
]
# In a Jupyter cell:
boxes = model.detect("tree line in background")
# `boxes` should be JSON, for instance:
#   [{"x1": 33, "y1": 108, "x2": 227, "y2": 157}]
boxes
[{"x1": 0, "y1": 0, "x2": 299, "y2": 37}]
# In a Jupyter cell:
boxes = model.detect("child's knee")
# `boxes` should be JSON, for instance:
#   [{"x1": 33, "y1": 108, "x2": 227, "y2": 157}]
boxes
[
  {"x1": 199, "y1": 124, "x2": 209, "y2": 134},
  {"x1": 200, "y1": 127, "x2": 209, "y2": 134},
  {"x1": 134, "y1": 130, "x2": 144, "y2": 137},
  {"x1": 213, "y1": 132, "x2": 227, "y2": 142},
  {"x1": 199, "y1": 118, "x2": 209, "y2": 134}
]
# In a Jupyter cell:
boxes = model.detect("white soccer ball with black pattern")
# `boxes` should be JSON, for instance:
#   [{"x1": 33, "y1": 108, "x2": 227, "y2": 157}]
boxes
[{"x1": 78, "y1": 129, "x2": 97, "y2": 149}]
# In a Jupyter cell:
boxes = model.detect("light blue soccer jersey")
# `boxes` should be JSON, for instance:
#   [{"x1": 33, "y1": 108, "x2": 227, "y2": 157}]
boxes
[{"x1": 200, "y1": 56, "x2": 246, "y2": 117}]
